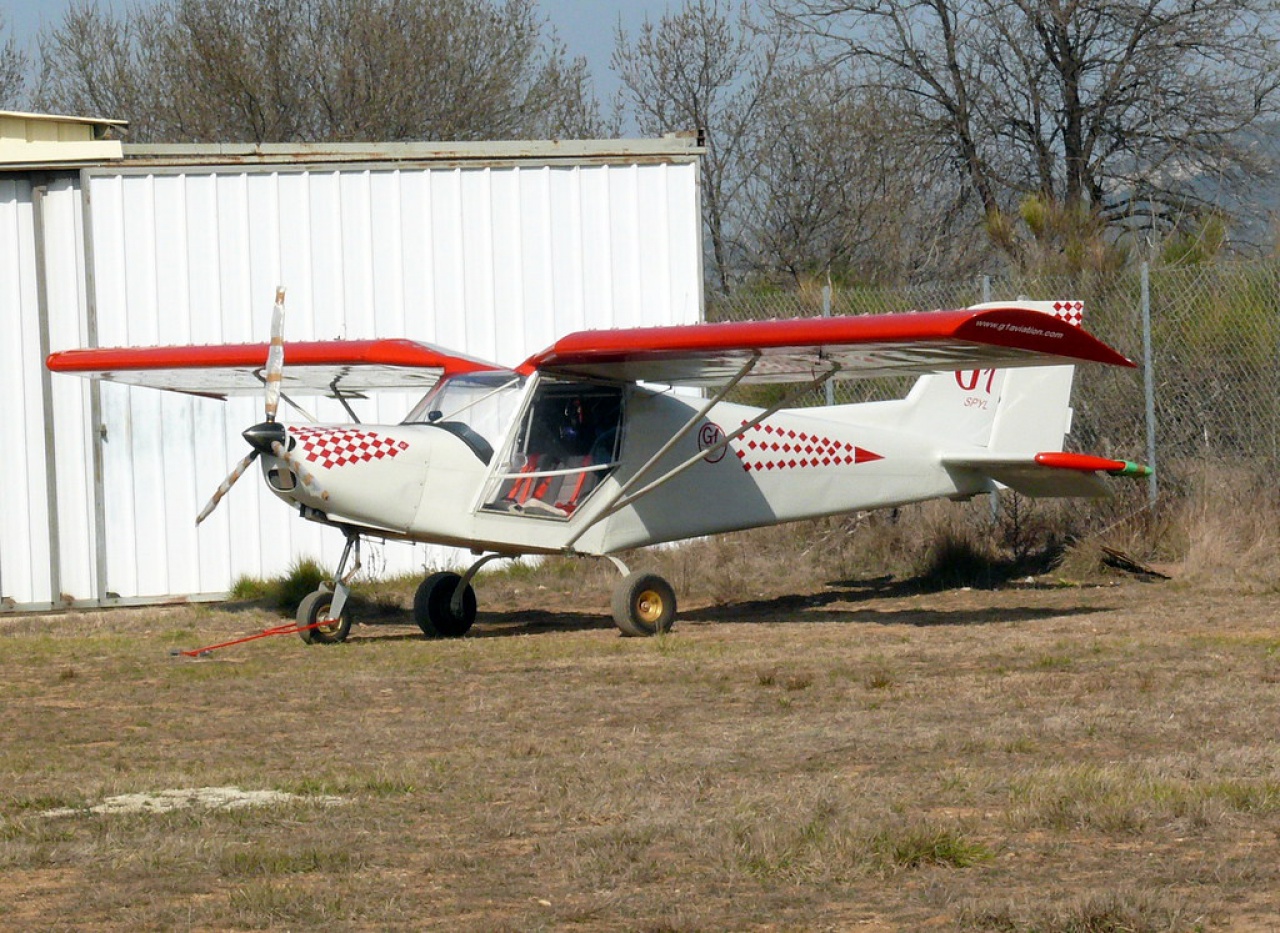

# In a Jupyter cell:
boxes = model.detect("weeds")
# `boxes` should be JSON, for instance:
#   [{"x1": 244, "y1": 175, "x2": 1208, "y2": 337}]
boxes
[
  {"x1": 958, "y1": 887, "x2": 1201, "y2": 932},
  {"x1": 1005, "y1": 765, "x2": 1280, "y2": 835},
  {"x1": 219, "y1": 846, "x2": 358, "y2": 876},
  {"x1": 864, "y1": 666, "x2": 897, "y2": 690},
  {"x1": 869, "y1": 820, "x2": 994, "y2": 871},
  {"x1": 229, "y1": 557, "x2": 327, "y2": 613}
]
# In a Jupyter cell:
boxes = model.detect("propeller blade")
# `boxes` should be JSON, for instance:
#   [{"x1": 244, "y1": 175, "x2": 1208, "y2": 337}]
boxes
[
  {"x1": 196, "y1": 450, "x2": 259, "y2": 525},
  {"x1": 263, "y1": 286, "x2": 286, "y2": 422},
  {"x1": 271, "y1": 440, "x2": 330, "y2": 503}
]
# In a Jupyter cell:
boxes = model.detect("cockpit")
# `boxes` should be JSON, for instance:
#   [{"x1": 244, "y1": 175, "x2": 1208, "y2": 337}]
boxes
[
  {"x1": 482, "y1": 378, "x2": 625, "y2": 519},
  {"x1": 402, "y1": 371, "x2": 526, "y2": 465},
  {"x1": 404, "y1": 371, "x2": 626, "y2": 520}
]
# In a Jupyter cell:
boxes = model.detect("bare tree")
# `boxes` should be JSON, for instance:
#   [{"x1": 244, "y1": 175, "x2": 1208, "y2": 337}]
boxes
[
  {"x1": 773, "y1": 0, "x2": 1280, "y2": 259},
  {"x1": 37, "y1": 0, "x2": 604, "y2": 143},
  {"x1": 294, "y1": 0, "x2": 603, "y2": 141},
  {"x1": 743, "y1": 62, "x2": 984, "y2": 284},
  {"x1": 1, "y1": 12, "x2": 29, "y2": 109},
  {"x1": 613, "y1": 0, "x2": 783, "y2": 293},
  {"x1": 37, "y1": 4, "x2": 184, "y2": 138}
]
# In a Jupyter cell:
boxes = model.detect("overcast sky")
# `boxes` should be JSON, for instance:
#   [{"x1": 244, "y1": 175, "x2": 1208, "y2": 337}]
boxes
[{"x1": 5, "y1": 0, "x2": 676, "y2": 102}]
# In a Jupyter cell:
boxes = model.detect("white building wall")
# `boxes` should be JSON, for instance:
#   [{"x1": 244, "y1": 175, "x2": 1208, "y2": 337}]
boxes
[
  {"x1": 0, "y1": 177, "x2": 49, "y2": 607},
  {"x1": 34, "y1": 157, "x2": 702, "y2": 603},
  {"x1": 42, "y1": 180, "x2": 97, "y2": 604}
]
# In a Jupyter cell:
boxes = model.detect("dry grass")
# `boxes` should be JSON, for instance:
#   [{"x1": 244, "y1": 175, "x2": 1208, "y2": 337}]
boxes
[
  {"x1": 1171, "y1": 463, "x2": 1280, "y2": 592},
  {"x1": 3, "y1": 550, "x2": 1280, "y2": 930},
  {"x1": 4, "y1": 487, "x2": 1280, "y2": 930}
]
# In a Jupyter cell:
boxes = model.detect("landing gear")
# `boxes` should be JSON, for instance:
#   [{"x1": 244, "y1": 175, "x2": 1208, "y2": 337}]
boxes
[
  {"x1": 296, "y1": 588, "x2": 351, "y2": 645},
  {"x1": 297, "y1": 532, "x2": 361, "y2": 645},
  {"x1": 611, "y1": 570, "x2": 677, "y2": 637},
  {"x1": 413, "y1": 571, "x2": 477, "y2": 638},
  {"x1": 412, "y1": 553, "x2": 504, "y2": 638}
]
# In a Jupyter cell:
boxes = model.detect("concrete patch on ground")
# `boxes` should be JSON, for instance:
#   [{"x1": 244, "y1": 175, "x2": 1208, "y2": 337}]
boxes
[{"x1": 41, "y1": 786, "x2": 344, "y2": 817}]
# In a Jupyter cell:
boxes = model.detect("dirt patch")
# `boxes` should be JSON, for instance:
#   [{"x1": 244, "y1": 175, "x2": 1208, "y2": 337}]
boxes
[{"x1": 41, "y1": 786, "x2": 344, "y2": 817}]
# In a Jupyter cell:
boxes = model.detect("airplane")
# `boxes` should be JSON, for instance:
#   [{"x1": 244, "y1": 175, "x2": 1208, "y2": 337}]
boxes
[{"x1": 47, "y1": 289, "x2": 1150, "y2": 644}]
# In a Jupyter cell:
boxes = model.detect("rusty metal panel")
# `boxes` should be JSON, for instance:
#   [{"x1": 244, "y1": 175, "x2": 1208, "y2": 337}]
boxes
[{"x1": 67, "y1": 156, "x2": 701, "y2": 599}]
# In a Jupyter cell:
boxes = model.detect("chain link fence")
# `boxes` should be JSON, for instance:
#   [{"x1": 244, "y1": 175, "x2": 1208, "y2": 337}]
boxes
[{"x1": 707, "y1": 262, "x2": 1280, "y2": 501}]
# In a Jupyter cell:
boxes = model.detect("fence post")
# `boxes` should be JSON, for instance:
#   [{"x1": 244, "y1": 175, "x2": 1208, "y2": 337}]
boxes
[
  {"x1": 980, "y1": 274, "x2": 991, "y2": 304},
  {"x1": 1140, "y1": 261, "x2": 1158, "y2": 506},
  {"x1": 822, "y1": 281, "x2": 835, "y2": 406}
]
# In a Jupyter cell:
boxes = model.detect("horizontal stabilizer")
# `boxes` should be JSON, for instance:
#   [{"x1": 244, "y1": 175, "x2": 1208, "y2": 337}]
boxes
[{"x1": 941, "y1": 451, "x2": 1152, "y2": 498}]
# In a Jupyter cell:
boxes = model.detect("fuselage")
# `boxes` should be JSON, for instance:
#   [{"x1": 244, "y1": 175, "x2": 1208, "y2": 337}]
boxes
[{"x1": 257, "y1": 372, "x2": 986, "y2": 557}]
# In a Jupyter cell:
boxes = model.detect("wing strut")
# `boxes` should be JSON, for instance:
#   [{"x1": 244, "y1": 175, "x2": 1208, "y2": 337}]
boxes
[
  {"x1": 565, "y1": 357, "x2": 841, "y2": 550},
  {"x1": 329, "y1": 376, "x2": 362, "y2": 423}
]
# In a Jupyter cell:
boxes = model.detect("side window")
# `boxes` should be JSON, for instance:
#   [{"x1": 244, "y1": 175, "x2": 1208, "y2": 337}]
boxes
[{"x1": 485, "y1": 382, "x2": 624, "y2": 519}]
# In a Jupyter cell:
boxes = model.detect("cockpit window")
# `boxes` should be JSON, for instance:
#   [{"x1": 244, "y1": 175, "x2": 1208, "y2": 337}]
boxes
[
  {"x1": 403, "y1": 372, "x2": 525, "y2": 464},
  {"x1": 483, "y1": 379, "x2": 625, "y2": 519}
]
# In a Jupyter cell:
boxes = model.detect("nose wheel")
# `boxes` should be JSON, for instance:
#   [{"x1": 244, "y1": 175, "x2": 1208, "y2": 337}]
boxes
[
  {"x1": 296, "y1": 588, "x2": 352, "y2": 644},
  {"x1": 297, "y1": 531, "x2": 360, "y2": 645},
  {"x1": 611, "y1": 570, "x2": 677, "y2": 637}
]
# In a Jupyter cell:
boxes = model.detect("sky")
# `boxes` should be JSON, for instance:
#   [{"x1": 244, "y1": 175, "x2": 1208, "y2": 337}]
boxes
[{"x1": 4, "y1": 0, "x2": 676, "y2": 104}]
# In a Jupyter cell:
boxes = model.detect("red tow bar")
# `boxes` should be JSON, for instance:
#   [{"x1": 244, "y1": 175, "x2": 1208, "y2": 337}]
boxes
[{"x1": 174, "y1": 619, "x2": 331, "y2": 657}]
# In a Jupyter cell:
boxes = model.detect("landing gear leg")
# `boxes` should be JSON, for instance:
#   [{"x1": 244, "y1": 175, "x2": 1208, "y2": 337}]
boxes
[
  {"x1": 413, "y1": 553, "x2": 506, "y2": 639},
  {"x1": 298, "y1": 532, "x2": 361, "y2": 645},
  {"x1": 608, "y1": 557, "x2": 677, "y2": 637}
]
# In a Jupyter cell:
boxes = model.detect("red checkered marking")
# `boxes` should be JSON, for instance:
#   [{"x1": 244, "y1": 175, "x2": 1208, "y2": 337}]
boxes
[
  {"x1": 1050, "y1": 300, "x2": 1085, "y2": 328},
  {"x1": 291, "y1": 427, "x2": 410, "y2": 469},
  {"x1": 732, "y1": 421, "x2": 883, "y2": 473}
]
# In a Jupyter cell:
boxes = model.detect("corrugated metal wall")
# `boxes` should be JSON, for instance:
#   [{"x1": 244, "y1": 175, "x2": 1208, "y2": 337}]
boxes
[
  {"x1": 0, "y1": 176, "x2": 48, "y2": 608},
  {"x1": 5, "y1": 155, "x2": 701, "y2": 607},
  {"x1": 2, "y1": 176, "x2": 97, "y2": 610}
]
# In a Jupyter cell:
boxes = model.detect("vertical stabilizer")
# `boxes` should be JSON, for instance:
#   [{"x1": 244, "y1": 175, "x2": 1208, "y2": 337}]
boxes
[
  {"x1": 869, "y1": 300, "x2": 1085, "y2": 455},
  {"x1": 972, "y1": 300, "x2": 1084, "y2": 456}
]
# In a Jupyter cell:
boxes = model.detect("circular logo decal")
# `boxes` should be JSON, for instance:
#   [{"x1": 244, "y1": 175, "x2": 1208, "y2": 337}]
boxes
[{"x1": 698, "y1": 422, "x2": 727, "y2": 463}]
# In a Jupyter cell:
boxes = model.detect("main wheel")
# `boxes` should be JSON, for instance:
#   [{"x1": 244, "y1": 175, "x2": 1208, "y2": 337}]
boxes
[
  {"x1": 296, "y1": 588, "x2": 351, "y2": 645},
  {"x1": 413, "y1": 571, "x2": 477, "y2": 638},
  {"x1": 611, "y1": 571, "x2": 677, "y2": 637}
]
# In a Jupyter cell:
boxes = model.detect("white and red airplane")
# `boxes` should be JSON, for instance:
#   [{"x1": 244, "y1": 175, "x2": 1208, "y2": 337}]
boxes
[{"x1": 48, "y1": 290, "x2": 1148, "y2": 643}]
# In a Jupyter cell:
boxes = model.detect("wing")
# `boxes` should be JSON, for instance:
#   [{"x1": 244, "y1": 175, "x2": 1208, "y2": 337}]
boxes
[
  {"x1": 47, "y1": 339, "x2": 509, "y2": 398},
  {"x1": 523, "y1": 306, "x2": 1134, "y2": 386}
]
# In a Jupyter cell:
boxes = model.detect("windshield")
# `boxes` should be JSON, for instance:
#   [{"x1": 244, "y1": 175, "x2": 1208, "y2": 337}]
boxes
[{"x1": 403, "y1": 372, "x2": 525, "y2": 447}]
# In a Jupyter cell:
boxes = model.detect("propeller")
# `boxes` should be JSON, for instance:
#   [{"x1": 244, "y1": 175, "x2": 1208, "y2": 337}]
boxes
[{"x1": 196, "y1": 287, "x2": 325, "y2": 525}]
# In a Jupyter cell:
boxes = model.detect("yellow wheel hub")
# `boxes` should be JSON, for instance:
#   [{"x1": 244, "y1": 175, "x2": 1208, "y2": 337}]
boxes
[
  {"x1": 314, "y1": 602, "x2": 341, "y2": 634},
  {"x1": 635, "y1": 589, "x2": 664, "y2": 624}
]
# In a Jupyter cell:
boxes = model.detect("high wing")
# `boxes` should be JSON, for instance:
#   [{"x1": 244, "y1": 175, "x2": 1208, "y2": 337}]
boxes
[
  {"x1": 523, "y1": 306, "x2": 1133, "y2": 386},
  {"x1": 46, "y1": 339, "x2": 509, "y2": 399}
]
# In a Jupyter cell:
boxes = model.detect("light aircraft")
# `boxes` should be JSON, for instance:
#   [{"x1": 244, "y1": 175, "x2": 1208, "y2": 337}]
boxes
[{"x1": 48, "y1": 289, "x2": 1149, "y2": 643}]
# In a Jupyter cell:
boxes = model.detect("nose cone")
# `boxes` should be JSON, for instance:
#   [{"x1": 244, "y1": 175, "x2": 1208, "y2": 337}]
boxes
[{"x1": 243, "y1": 421, "x2": 288, "y2": 455}]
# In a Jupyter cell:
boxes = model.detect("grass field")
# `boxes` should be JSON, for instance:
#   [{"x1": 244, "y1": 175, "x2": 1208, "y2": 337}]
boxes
[{"x1": 3, "y1": 550, "x2": 1279, "y2": 931}]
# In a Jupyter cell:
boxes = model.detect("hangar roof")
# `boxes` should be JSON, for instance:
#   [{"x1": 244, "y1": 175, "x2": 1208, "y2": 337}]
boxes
[
  {"x1": 1, "y1": 110, "x2": 701, "y2": 172},
  {"x1": 0, "y1": 110, "x2": 128, "y2": 167}
]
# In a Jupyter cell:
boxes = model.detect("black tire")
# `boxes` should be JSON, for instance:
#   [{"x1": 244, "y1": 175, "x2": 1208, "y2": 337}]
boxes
[
  {"x1": 611, "y1": 571, "x2": 677, "y2": 637},
  {"x1": 413, "y1": 572, "x2": 477, "y2": 638},
  {"x1": 296, "y1": 588, "x2": 351, "y2": 645}
]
